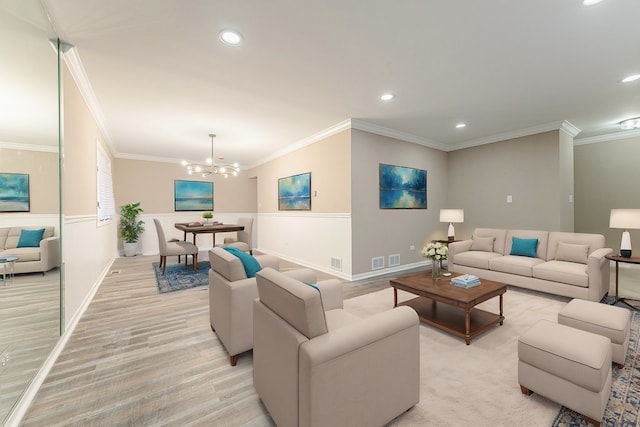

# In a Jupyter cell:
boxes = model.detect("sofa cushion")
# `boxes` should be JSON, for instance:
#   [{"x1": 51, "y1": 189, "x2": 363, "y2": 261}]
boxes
[
  {"x1": 5, "y1": 226, "x2": 54, "y2": 250},
  {"x1": 472, "y1": 228, "x2": 507, "y2": 255},
  {"x1": 533, "y1": 261, "x2": 589, "y2": 288},
  {"x1": 16, "y1": 228, "x2": 45, "y2": 248},
  {"x1": 256, "y1": 268, "x2": 328, "y2": 339},
  {"x1": 489, "y1": 255, "x2": 545, "y2": 277},
  {"x1": 555, "y1": 242, "x2": 589, "y2": 264},
  {"x1": 547, "y1": 232, "x2": 605, "y2": 261},
  {"x1": 454, "y1": 250, "x2": 503, "y2": 269},
  {"x1": 510, "y1": 237, "x2": 538, "y2": 258},
  {"x1": 4, "y1": 247, "x2": 40, "y2": 262},
  {"x1": 505, "y1": 230, "x2": 549, "y2": 259},
  {"x1": 471, "y1": 236, "x2": 495, "y2": 252}
]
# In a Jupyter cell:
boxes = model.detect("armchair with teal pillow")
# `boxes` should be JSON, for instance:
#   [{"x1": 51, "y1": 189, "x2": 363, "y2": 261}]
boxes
[{"x1": 208, "y1": 247, "x2": 340, "y2": 366}]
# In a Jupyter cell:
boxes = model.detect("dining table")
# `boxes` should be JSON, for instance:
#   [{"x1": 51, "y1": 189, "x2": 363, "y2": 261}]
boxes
[{"x1": 174, "y1": 222, "x2": 244, "y2": 247}]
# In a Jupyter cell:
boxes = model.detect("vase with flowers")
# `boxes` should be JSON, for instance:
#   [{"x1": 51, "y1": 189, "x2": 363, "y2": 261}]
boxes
[{"x1": 422, "y1": 241, "x2": 448, "y2": 279}]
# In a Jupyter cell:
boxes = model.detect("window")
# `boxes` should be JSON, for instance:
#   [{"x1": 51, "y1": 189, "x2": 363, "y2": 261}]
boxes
[{"x1": 97, "y1": 141, "x2": 115, "y2": 222}]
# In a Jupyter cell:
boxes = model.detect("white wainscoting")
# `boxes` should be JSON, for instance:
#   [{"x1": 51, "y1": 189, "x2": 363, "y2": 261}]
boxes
[
  {"x1": 257, "y1": 212, "x2": 352, "y2": 279},
  {"x1": 63, "y1": 215, "x2": 117, "y2": 328}
]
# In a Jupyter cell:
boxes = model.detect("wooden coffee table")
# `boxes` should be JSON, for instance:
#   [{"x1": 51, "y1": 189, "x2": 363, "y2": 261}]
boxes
[{"x1": 390, "y1": 272, "x2": 506, "y2": 345}]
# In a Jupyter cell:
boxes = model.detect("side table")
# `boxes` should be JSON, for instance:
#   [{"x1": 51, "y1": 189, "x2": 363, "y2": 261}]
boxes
[
  {"x1": 0, "y1": 255, "x2": 18, "y2": 283},
  {"x1": 605, "y1": 254, "x2": 640, "y2": 310}
]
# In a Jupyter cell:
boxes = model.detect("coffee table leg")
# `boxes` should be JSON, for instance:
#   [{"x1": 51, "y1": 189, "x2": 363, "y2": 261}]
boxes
[
  {"x1": 499, "y1": 294, "x2": 504, "y2": 325},
  {"x1": 393, "y1": 288, "x2": 398, "y2": 307},
  {"x1": 465, "y1": 308, "x2": 471, "y2": 345}
]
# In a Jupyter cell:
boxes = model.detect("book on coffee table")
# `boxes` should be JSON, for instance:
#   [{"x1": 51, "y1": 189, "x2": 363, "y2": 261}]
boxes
[{"x1": 452, "y1": 274, "x2": 481, "y2": 288}]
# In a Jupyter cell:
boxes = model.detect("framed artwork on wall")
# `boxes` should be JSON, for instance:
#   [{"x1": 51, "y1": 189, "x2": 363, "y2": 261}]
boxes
[
  {"x1": 278, "y1": 172, "x2": 311, "y2": 210},
  {"x1": 379, "y1": 164, "x2": 427, "y2": 209},
  {"x1": 0, "y1": 172, "x2": 30, "y2": 212},
  {"x1": 174, "y1": 180, "x2": 214, "y2": 211}
]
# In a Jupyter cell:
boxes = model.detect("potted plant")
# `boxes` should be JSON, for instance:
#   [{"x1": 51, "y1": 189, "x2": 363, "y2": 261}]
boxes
[
  {"x1": 120, "y1": 202, "x2": 145, "y2": 257},
  {"x1": 202, "y1": 211, "x2": 213, "y2": 224}
]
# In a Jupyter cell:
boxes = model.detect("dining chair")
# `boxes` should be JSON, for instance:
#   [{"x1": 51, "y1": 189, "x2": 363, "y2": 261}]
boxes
[
  {"x1": 153, "y1": 218, "x2": 199, "y2": 275},
  {"x1": 223, "y1": 217, "x2": 253, "y2": 253}
]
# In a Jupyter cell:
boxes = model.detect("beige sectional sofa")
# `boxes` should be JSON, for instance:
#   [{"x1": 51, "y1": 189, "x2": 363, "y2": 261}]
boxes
[
  {"x1": 449, "y1": 228, "x2": 613, "y2": 302},
  {"x1": 0, "y1": 226, "x2": 60, "y2": 274}
]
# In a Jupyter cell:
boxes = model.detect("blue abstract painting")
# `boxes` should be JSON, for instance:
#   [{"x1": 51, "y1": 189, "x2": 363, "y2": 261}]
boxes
[
  {"x1": 174, "y1": 180, "x2": 214, "y2": 211},
  {"x1": 0, "y1": 173, "x2": 30, "y2": 212},
  {"x1": 278, "y1": 172, "x2": 311, "y2": 210},
  {"x1": 379, "y1": 164, "x2": 427, "y2": 209}
]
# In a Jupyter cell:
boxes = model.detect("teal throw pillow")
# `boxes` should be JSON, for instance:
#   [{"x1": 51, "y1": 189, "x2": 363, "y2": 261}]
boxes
[
  {"x1": 223, "y1": 246, "x2": 262, "y2": 278},
  {"x1": 510, "y1": 237, "x2": 538, "y2": 258},
  {"x1": 17, "y1": 228, "x2": 45, "y2": 248}
]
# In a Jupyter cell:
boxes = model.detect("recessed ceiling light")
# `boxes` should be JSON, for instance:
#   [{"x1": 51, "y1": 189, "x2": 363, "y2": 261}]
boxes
[
  {"x1": 622, "y1": 74, "x2": 640, "y2": 83},
  {"x1": 219, "y1": 29, "x2": 243, "y2": 46},
  {"x1": 582, "y1": 0, "x2": 604, "y2": 5},
  {"x1": 380, "y1": 93, "x2": 394, "y2": 101},
  {"x1": 456, "y1": 123, "x2": 466, "y2": 128}
]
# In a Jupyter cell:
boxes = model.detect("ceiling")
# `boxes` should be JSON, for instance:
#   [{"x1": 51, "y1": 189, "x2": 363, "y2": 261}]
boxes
[{"x1": 38, "y1": 0, "x2": 640, "y2": 168}]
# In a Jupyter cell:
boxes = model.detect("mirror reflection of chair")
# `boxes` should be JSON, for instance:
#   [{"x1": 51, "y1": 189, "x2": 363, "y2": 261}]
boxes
[
  {"x1": 153, "y1": 218, "x2": 199, "y2": 275},
  {"x1": 223, "y1": 217, "x2": 253, "y2": 253}
]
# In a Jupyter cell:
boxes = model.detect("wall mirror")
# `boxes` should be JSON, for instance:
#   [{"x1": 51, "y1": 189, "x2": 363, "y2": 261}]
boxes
[{"x1": 0, "y1": 0, "x2": 62, "y2": 422}]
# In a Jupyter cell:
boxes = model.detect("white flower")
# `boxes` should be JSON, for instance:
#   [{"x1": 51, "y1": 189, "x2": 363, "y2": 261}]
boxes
[{"x1": 422, "y1": 242, "x2": 448, "y2": 260}]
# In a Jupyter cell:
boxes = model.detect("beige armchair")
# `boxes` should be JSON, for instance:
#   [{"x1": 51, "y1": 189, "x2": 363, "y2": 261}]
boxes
[
  {"x1": 222, "y1": 217, "x2": 253, "y2": 253},
  {"x1": 153, "y1": 219, "x2": 198, "y2": 275},
  {"x1": 253, "y1": 267, "x2": 420, "y2": 427},
  {"x1": 208, "y1": 247, "x2": 331, "y2": 366}
]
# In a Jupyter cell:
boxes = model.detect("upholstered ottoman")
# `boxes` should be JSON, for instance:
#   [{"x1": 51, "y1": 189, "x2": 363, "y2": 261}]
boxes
[
  {"x1": 558, "y1": 298, "x2": 631, "y2": 368},
  {"x1": 518, "y1": 320, "x2": 612, "y2": 427}
]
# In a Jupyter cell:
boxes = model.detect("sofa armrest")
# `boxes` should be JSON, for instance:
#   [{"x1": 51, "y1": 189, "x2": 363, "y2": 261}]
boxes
[
  {"x1": 448, "y1": 239, "x2": 472, "y2": 265},
  {"x1": 300, "y1": 306, "x2": 418, "y2": 365},
  {"x1": 282, "y1": 268, "x2": 316, "y2": 284},
  {"x1": 315, "y1": 279, "x2": 343, "y2": 310},
  {"x1": 587, "y1": 247, "x2": 614, "y2": 301},
  {"x1": 40, "y1": 236, "x2": 60, "y2": 272},
  {"x1": 299, "y1": 306, "x2": 420, "y2": 426},
  {"x1": 256, "y1": 254, "x2": 279, "y2": 270}
]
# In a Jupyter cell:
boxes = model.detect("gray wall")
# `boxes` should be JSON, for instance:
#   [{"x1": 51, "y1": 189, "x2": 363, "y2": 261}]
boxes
[
  {"x1": 575, "y1": 135, "x2": 640, "y2": 251},
  {"x1": 351, "y1": 129, "x2": 448, "y2": 274},
  {"x1": 447, "y1": 130, "x2": 574, "y2": 238}
]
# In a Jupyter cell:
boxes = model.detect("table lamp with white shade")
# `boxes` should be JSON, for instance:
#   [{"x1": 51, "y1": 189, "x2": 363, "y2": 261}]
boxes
[
  {"x1": 440, "y1": 209, "x2": 464, "y2": 241},
  {"x1": 609, "y1": 209, "x2": 640, "y2": 257}
]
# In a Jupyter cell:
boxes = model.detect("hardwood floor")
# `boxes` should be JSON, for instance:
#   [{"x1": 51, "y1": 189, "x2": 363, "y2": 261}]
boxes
[
  {"x1": 20, "y1": 253, "x2": 426, "y2": 426},
  {"x1": 0, "y1": 271, "x2": 60, "y2": 423}
]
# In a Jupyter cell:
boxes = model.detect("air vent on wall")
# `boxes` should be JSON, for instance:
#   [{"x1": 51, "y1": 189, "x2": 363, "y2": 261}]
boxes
[
  {"x1": 388, "y1": 254, "x2": 400, "y2": 267},
  {"x1": 371, "y1": 256, "x2": 384, "y2": 270},
  {"x1": 331, "y1": 257, "x2": 343, "y2": 271}
]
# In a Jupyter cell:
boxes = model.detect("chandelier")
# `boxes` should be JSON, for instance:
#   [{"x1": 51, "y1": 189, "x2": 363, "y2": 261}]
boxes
[{"x1": 181, "y1": 134, "x2": 240, "y2": 178}]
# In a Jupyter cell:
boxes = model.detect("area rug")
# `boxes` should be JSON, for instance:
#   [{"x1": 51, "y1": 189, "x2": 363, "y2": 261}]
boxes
[
  {"x1": 152, "y1": 260, "x2": 210, "y2": 293},
  {"x1": 343, "y1": 286, "x2": 567, "y2": 426},
  {"x1": 552, "y1": 310, "x2": 640, "y2": 427}
]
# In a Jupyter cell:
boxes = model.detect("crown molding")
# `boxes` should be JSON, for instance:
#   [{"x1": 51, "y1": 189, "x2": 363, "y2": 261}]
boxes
[
  {"x1": 116, "y1": 152, "x2": 187, "y2": 165},
  {"x1": 246, "y1": 119, "x2": 353, "y2": 169},
  {"x1": 349, "y1": 119, "x2": 448, "y2": 151},
  {"x1": 62, "y1": 47, "x2": 117, "y2": 157},
  {"x1": 0, "y1": 141, "x2": 58, "y2": 152},
  {"x1": 574, "y1": 128, "x2": 640, "y2": 145},
  {"x1": 559, "y1": 120, "x2": 581, "y2": 138},
  {"x1": 447, "y1": 121, "x2": 574, "y2": 151}
]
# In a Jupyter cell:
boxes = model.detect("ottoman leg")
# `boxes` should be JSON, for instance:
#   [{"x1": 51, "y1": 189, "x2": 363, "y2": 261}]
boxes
[
  {"x1": 520, "y1": 385, "x2": 533, "y2": 396},
  {"x1": 584, "y1": 415, "x2": 600, "y2": 427}
]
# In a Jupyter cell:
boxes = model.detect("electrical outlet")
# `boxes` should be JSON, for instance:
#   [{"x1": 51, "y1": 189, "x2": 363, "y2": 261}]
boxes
[
  {"x1": 507, "y1": 195, "x2": 513, "y2": 203},
  {"x1": 409, "y1": 245, "x2": 415, "y2": 250}
]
